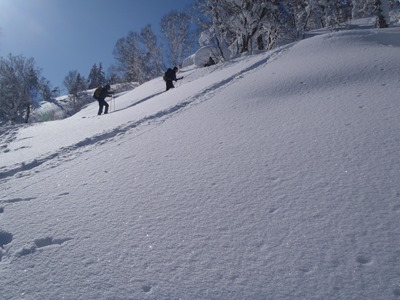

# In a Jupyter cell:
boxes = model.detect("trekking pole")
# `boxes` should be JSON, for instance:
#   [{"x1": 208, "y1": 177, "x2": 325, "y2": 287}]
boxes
[{"x1": 113, "y1": 95, "x2": 115, "y2": 112}]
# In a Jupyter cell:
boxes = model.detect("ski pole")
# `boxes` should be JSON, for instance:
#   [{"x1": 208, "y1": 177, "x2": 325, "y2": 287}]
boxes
[{"x1": 113, "y1": 95, "x2": 115, "y2": 112}]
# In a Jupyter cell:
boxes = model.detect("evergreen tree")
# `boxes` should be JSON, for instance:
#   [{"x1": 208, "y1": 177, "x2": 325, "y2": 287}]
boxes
[
  {"x1": 63, "y1": 70, "x2": 87, "y2": 112},
  {"x1": 88, "y1": 63, "x2": 106, "y2": 89}
]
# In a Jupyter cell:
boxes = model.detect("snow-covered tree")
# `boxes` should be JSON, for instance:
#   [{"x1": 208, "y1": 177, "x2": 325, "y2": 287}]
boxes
[
  {"x1": 140, "y1": 25, "x2": 164, "y2": 78},
  {"x1": 354, "y1": 0, "x2": 399, "y2": 26},
  {"x1": 224, "y1": 0, "x2": 280, "y2": 53},
  {"x1": 161, "y1": 11, "x2": 193, "y2": 67},
  {"x1": 0, "y1": 54, "x2": 54, "y2": 124},
  {"x1": 39, "y1": 78, "x2": 60, "y2": 105},
  {"x1": 106, "y1": 65, "x2": 123, "y2": 85},
  {"x1": 194, "y1": 0, "x2": 234, "y2": 59},
  {"x1": 374, "y1": 0, "x2": 390, "y2": 27},
  {"x1": 256, "y1": 0, "x2": 287, "y2": 50},
  {"x1": 304, "y1": 0, "x2": 328, "y2": 29},
  {"x1": 113, "y1": 31, "x2": 144, "y2": 83},
  {"x1": 352, "y1": 0, "x2": 363, "y2": 18},
  {"x1": 63, "y1": 70, "x2": 86, "y2": 95},
  {"x1": 288, "y1": 0, "x2": 352, "y2": 32},
  {"x1": 63, "y1": 70, "x2": 87, "y2": 112},
  {"x1": 195, "y1": 0, "x2": 291, "y2": 55},
  {"x1": 283, "y1": 0, "x2": 305, "y2": 39},
  {"x1": 114, "y1": 26, "x2": 164, "y2": 83},
  {"x1": 364, "y1": 0, "x2": 376, "y2": 15}
]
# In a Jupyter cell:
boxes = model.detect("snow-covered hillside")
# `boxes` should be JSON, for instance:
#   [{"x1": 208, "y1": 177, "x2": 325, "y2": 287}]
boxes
[
  {"x1": 1, "y1": 24, "x2": 400, "y2": 299},
  {"x1": 30, "y1": 82, "x2": 140, "y2": 123}
]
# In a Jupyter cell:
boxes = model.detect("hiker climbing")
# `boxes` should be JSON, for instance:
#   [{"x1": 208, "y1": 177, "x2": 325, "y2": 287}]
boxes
[
  {"x1": 93, "y1": 84, "x2": 113, "y2": 115},
  {"x1": 163, "y1": 67, "x2": 183, "y2": 91}
]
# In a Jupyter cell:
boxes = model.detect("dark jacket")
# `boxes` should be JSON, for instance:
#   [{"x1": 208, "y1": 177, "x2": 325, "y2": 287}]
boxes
[
  {"x1": 165, "y1": 68, "x2": 177, "y2": 81},
  {"x1": 98, "y1": 86, "x2": 112, "y2": 101}
]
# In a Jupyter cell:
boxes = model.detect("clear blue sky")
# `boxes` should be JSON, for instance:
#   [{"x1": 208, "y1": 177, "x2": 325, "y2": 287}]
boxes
[{"x1": 0, "y1": 0, "x2": 194, "y2": 93}]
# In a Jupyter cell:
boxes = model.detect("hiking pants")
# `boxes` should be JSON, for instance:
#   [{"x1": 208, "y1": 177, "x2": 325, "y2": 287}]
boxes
[
  {"x1": 166, "y1": 80, "x2": 175, "y2": 91},
  {"x1": 98, "y1": 99, "x2": 109, "y2": 115}
]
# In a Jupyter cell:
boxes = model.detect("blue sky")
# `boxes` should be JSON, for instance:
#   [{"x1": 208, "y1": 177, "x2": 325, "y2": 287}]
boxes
[{"x1": 0, "y1": 0, "x2": 194, "y2": 93}]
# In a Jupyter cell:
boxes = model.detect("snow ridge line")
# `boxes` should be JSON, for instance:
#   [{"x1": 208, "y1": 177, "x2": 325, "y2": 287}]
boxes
[
  {"x1": 175, "y1": 44, "x2": 292, "y2": 107},
  {"x1": 0, "y1": 45, "x2": 292, "y2": 182}
]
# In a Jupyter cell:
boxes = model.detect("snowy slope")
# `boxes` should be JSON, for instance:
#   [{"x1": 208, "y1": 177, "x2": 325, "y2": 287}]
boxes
[{"x1": 1, "y1": 26, "x2": 400, "y2": 300}]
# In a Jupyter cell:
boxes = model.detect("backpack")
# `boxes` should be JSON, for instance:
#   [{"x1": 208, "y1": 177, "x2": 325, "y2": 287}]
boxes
[
  {"x1": 163, "y1": 68, "x2": 174, "y2": 82},
  {"x1": 93, "y1": 86, "x2": 102, "y2": 100}
]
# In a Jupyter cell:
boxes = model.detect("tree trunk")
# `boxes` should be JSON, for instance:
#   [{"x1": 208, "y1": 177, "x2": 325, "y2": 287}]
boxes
[
  {"x1": 375, "y1": 0, "x2": 390, "y2": 28},
  {"x1": 25, "y1": 104, "x2": 30, "y2": 123},
  {"x1": 257, "y1": 35, "x2": 264, "y2": 51},
  {"x1": 241, "y1": 35, "x2": 249, "y2": 53}
]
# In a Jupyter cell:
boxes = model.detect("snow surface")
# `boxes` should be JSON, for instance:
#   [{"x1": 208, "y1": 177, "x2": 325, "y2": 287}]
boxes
[{"x1": 1, "y1": 24, "x2": 400, "y2": 300}]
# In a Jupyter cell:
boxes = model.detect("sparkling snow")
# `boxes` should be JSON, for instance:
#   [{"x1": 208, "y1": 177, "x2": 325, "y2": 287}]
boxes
[{"x1": 1, "y1": 24, "x2": 400, "y2": 299}]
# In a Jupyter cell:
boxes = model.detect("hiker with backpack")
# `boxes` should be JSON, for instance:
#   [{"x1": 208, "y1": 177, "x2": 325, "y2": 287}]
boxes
[
  {"x1": 93, "y1": 84, "x2": 113, "y2": 115},
  {"x1": 163, "y1": 66, "x2": 183, "y2": 91}
]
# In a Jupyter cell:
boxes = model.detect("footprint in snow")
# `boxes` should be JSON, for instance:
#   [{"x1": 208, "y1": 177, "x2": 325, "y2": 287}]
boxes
[
  {"x1": 268, "y1": 207, "x2": 279, "y2": 214},
  {"x1": 56, "y1": 192, "x2": 70, "y2": 199},
  {"x1": 0, "y1": 230, "x2": 13, "y2": 248},
  {"x1": 142, "y1": 285, "x2": 152, "y2": 293},
  {"x1": 0, "y1": 227, "x2": 13, "y2": 262},
  {"x1": 15, "y1": 236, "x2": 73, "y2": 257},
  {"x1": 34, "y1": 237, "x2": 73, "y2": 248},
  {"x1": 356, "y1": 255, "x2": 372, "y2": 265}
]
